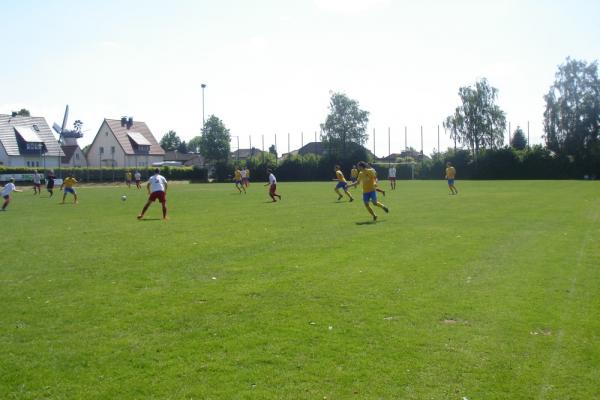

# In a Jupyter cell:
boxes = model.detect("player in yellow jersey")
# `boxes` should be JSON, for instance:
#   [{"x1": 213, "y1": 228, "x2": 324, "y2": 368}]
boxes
[
  {"x1": 347, "y1": 161, "x2": 389, "y2": 221},
  {"x1": 333, "y1": 165, "x2": 354, "y2": 202},
  {"x1": 233, "y1": 167, "x2": 246, "y2": 194},
  {"x1": 60, "y1": 173, "x2": 78, "y2": 204},
  {"x1": 125, "y1": 170, "x2": 133, "y2": 189},
  {"x1": 350, "y1": 165, "x2": 358, "y2": 186},
  {"x1": 445, "y1": 162, "x2": 458, "y2": 195}
]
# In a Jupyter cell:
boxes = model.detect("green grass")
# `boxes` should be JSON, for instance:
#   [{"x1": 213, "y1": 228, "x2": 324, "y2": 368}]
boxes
[{"x1": 1, "y1": 180, "x2": 599, "y2": 399}]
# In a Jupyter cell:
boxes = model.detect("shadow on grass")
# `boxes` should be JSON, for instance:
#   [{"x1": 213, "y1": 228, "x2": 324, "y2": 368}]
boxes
[
  {"x1": 355, "y1": 220, "x2": 386, "y2": 226},
  {"x1": 137, "y1": 218, "x2": 162, "y2": 221}
]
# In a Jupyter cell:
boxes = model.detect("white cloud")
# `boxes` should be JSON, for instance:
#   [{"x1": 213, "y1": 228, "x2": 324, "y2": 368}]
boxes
[{"x1": 314, "y1": 0, "x2": 391, "y2": 16}]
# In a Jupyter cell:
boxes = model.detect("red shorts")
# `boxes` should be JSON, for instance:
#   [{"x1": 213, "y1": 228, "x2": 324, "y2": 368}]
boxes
[
  {"x1": 149, "y1": 191, "x2": 166, "y2": 203},
  {"x1": 269, "y1": 184, "x2": 277, "y2": 195}
]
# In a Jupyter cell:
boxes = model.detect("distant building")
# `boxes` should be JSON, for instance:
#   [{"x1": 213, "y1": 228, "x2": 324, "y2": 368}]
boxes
[
  {"x1": 61, "y1": 145, "x2": 88, "y2": 168},
  {"x1": 86, "y1": 117, "x2": 164, "y2": 167},
  {"x1": 0, "y1": 113, "x2": 64, "y2": 168},
  {"x1": 230, "y1": 147, "x2": 266, "y2": 161},
  {"x1": 163, "y1": 151, "x2": 206, "y2": 167}
]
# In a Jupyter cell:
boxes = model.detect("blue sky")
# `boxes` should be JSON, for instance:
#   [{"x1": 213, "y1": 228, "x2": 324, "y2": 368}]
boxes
[{"x1": 1, "y1": 0, "x2": 599, "y2": 156}]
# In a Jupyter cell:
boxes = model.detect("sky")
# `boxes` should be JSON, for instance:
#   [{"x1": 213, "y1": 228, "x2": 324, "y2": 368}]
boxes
[{"x1": 1, "y1": 0, "x2": 599, "y2": 157}]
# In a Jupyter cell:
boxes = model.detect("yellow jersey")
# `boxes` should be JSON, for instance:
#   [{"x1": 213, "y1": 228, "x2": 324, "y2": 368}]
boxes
[
  {"x1": 335, "y1": 170, "x2": 346, "y2": 183},
  {"x1": 351, "y1": 168, "x2": 358, "y2": 178},
  {"x1": 63, "y1": 177, "x2": 77, "y2": 188},
  {"x1": 234, "y1": 170, "x2": 242, "y2": 180},
  {"x1": 126, "y1": 172, "x2": 132, "y2": 180},
  {"x1": 357, "y1": 168, "x2": 377, "y2": 193},
  {"x1": 446, "y1": 167, "x2": 456, "y2": 179},
  {"x1": 245, "y1": 169, "x2": 250, "y2": 178}
]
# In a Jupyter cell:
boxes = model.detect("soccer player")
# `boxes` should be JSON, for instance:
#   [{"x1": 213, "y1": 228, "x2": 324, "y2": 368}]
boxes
[
  {"x1": 2, "y1": 178, "x2": 23, "y2": 211},
  {"x1": 388, "y1": 165, "x2": 397, "y2": 190},
  {"x1": 347, "y1": 161, "x2": 389, "y2": 221},
  {"x1": 445, "y1": 162, "x2": 458, "y2": 195},
  {"x1": 243, "y1": 167, "x2": 250, "y2": 187},
  {"x1": 333, "y1": 165, "x2": 353, "y2": 202},
  {"x1": 60, "y1": 174, "x2": 78, "y2": 204},
  {"x1": 234, "y1": 167, "x2": 246, "y2": 194},
  {"x1": 32, "y1": 170, "x2": 42, "y2": 195},
  {"x1": 125, "y1": 170, "x2": 133, "y2": 189},
  {"x1": 46, "y1": 170, "x2": 55, "y2": 197},
  {"x1": 350, "y1": 165, "x2": 358, "y2": 185},
  {"x1": 137, "y1": 168, "x2": 168, "y2": 220},
  {"x1": 134, "y1": 170, "x2": 142, "y2": 189},
  {"x1": 264, "y1": 169, "x2": 281, "y2": 202}
]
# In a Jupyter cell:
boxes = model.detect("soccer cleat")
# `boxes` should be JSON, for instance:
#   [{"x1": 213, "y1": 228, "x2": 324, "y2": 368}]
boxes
[
  {"x1": 337, "y1": 195, "x2": 343, "y2": 201},
  {"x1": 383, "y1": 205, "x2": 389, "y2": 213},
  {"x1": 349, "y1": 197, "x2": 354, "y2": 202},
  {"x1": 373, "y1": 215, "x2": 378, "y2": 222},
  {"x1": 137, "y1": 215, "x2": 143, "y2": 219}
]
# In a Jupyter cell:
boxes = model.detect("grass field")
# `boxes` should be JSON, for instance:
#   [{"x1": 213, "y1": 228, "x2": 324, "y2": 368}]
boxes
[{"x1": 1, "y1": 180, "x2": 599, "y2": 399}]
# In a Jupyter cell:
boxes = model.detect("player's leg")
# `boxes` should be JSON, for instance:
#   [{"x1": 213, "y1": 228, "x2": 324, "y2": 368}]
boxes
[
  {"x1": 73, "y1": 190, "x2": 78, "y2": 204},
  {"x1": 335, "y1": 186, "x2": 343, "y2": 200},
  {"x1": 343, "y1": 186, "x2": 353, "y2": 201},
  {"x1": 138, "y1": 200, "x2": 152, "y2": 219},
  {"x1": 1, "y1": 196, "x2": 9, "y2": 210},
  {"x1": 160, "y1": 197, "x2": 167, "y2": 219},
  {"x1": 61, "y1": 190, "x2": 67, "y2": 203}
]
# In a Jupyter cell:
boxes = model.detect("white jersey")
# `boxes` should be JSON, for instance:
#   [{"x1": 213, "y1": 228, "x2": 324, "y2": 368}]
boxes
[
  {"x1": 268, "y1": 173, "x2": 277, "y2": 185},
  {"x1": 388, "y1": 167, "x2": 396, "y2": 178},
  {"x1": 240, "y1": 169, "x2": 247, "y2": 178},
  {"x1": 148, "y1": 174, "x2": 167, "y2": 193},
  {"x1": 134, "y1": 172, "x2": 141, "y2": 180},
  {"x1": 2, "y1": 182, "x2": 16, "y2": 197},
  {"x1": 33, "y1": 173, "x2": 41, "y2": 184}
]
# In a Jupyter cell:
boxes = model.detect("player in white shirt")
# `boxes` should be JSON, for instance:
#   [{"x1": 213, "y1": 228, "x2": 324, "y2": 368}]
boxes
[
  {"x1": 388, "y1": 166, "x2": 397, "y2": 190},
  {"x1": 137, "y1": 168, "x2": 169, "y2": 220},
  {"x1": 2, "y1": 178, "x2": 23, "y2": 211},
  {"x1": 33, "y1": 170, "x2": 42, "y2": 194},
  {"x1": 134, "y1": 170, "x2": 142, "y2": 189},
  {"x1": 264, "y1": 169, "x2": 281, "y2": 202}
]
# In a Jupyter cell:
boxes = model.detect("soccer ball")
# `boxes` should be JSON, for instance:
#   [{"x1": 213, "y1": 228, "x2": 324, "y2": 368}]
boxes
[{"x1": 121, "y1": 195, "x2": 127, "y2": 201}]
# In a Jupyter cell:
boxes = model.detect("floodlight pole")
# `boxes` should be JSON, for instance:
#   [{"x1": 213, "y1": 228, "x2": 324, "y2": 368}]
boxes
[
  {"x1": 527, "y1": 121, "x2": 530, "y2": 148},
  {"x1": 201, "y1": 83, "x2": 207, "y2": 126},
  {"x1": 373, "y1": 128, "x2": 376, "y2": 159},
  {"x1": 388, "y1": 127, "x2": 391, "y2": 168}
]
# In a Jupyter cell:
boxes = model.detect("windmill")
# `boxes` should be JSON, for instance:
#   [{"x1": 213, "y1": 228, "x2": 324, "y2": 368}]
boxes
[{"x1": 53, "y1": 105, "x2": 83, "y2": 146}]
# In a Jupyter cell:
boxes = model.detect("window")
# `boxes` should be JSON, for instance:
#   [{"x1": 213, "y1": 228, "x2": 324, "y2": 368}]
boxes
[
  {"x1": 26, "y1": 143, "x2": 42, "y2": 151},
  {"x1": 111, "y1": 146, "x2": 115, "y2": 154},
  {"x1": 75, "y1": 153, "x2": 80, "y2": 160},
  {"x1": 27, "y1": 161, "x2": 30, "y2": 167},
  {"x1": 100, "y1": 147, "x2": 104, "y2": 154},
  {"x1": 36, "y1": 161, "x2": 39, "y2": 167},
  {"x1": 105, "y1": 131, "x2": 108, "y2": 136},
  {"x1": 32, "y1": 124, "x2": 39, "y2": 132}
]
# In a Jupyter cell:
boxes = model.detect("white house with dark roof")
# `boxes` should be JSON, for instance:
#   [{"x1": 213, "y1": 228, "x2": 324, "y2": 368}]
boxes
[
  {"x1": 86, "y1": 117, "x2": 164, "y2": 167},
  {"x1": 0, "y1": 114, "x2": 64, "y2": 168}
]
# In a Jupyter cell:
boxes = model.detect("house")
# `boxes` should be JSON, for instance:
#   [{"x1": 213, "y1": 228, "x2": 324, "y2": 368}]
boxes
[
  {"x1": 61, "y1": 145, "x2": 88, "y2": 168},
  {"x1": 86, "y1": 117, "x2": 164, "y2": 167},
  {"x1": 163, "y1": 151, "x2": 206, "y2": 167},
  {"x1": 230, "y1": 147, "x2": 266, "y2": 161},
  {"x1": 0, "y1": 113, "x2": 64, "y2": 168}
]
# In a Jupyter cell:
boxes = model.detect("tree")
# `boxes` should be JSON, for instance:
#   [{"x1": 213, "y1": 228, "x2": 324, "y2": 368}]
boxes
[
  {"x1": 177, "y1": 141, "x2": 188, "y2": 153},
  {"x1": 268, "y1": 144, "x2": 277, "y2": 158},
  {"x1": 511, "y1": 126, "x2": 527, "y2": 150},
  {"x1": 320, "y1": 92, "x2": 369, "y2": 157},
  {"x1": 445, "y1": 78, "x2": 506, "y2": 159},
  {"x1": 199, "y1": 115, "x2": 230, "y2": 162},
  {"x1": 188, "y1": 136, "x2": 202, "y2": 153},
  {"x1": 16, "y1": 108, "x2": 30, "y2": 116},
  {"x1": 160, "y1": 130, "x2": 182, "y2": 152},
  {"x1": 543, "y1": 57, "x2": 600, "y2": 158}
]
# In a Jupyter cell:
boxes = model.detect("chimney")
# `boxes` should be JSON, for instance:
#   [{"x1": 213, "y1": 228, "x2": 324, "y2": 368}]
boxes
[
  {"x1": 127, "y1": 117, "x2": 133, "y2": 129},
  {"x1": 121, "y1": 116, "x2": 127, "y2": 127}
]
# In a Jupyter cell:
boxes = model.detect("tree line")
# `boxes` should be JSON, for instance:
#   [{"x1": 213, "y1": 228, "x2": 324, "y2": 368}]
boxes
[{"x1": 158, "y1": 56, "x2": 599, "y2": 179}]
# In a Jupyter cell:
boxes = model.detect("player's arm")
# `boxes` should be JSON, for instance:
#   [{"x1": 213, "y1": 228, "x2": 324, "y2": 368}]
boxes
[
  {"x1": 163, "y1": 181, "x2": 168, "y2": 194},
  {"x1": 146, "y1": 181, "x2": 151, "y2": 194}
]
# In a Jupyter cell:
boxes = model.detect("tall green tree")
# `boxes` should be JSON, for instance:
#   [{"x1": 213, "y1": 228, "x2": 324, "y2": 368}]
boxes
[
  {"x1": 511, "y1": 126, "x2": 527, "y2": 150},
  {"x1": 199, "y1": 115, "x2": 230, "y2": 162},
  {"x1": 268, "y1": 144, "x2": 277, "y2": 158},
  {"x1": 445, "y1": 78, "x2": 506, "y2": 158},
  {"x1": 320, "y1": 92, "x2": 369, "y2": 157},
  {"x1": 543, "y1": 58, "x2": 600, "y2": 158},
  {"x1": 16, "y1": 109, "x2": 31, "y2": 116},
  {"x1": 160, "y1": 130, "x2": 182, "y2": 152},
  {"x1": 188, "y1": 136, "x2": 202, "y2": 153},
  {"x1": 177, "y1": 141, "x2": 188, "y2": 153}
]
